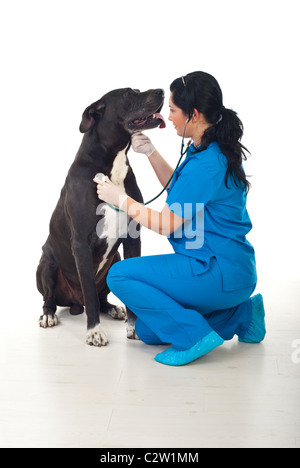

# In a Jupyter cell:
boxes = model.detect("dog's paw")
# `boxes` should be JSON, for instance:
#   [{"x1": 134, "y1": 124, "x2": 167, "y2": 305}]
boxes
[
  {"x1": 86, "y1": 325, "x2": 109, "y2": 347},
  {"x1": 126, "y1": 324, "x2": 140, "y2": 340},
  {"x1": 107, "y1": 304, "x2": 126, "y2": 320},
  {"x1": 39, "y1": 313, "x2": 58, "y2": 328}
]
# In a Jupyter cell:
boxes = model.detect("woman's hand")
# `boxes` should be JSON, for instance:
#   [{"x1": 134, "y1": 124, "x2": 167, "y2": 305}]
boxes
[
  {"x1": 93, "y1": 176, "x2": 127, "y2": 209},
  {"x1": 131, "y1": 133, "x2": 156, "y2": 157},
  {"x1": 93, "y1": 176, "x2": 184, "y2": 235}
]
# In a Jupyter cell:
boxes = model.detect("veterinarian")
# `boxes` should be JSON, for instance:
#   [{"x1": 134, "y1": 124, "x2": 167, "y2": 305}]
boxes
[{"x1": 94, "y1": 71, "x2": 266, "y2": 366}]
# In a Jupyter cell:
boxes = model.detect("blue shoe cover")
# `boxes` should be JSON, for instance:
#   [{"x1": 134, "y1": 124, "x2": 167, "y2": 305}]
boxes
[
  {"x1": 154, "y1": 330, "x2": 224, "y2": 366},
  {"x1": 238, "y1": 294, "x2": 266, "y2": 343}
]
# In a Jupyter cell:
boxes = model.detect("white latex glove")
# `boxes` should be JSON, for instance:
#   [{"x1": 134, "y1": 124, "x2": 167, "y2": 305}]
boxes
[
  {"x1": 131, "y1": 133, "x2": 156, "y2": 157},
  {"x1": 93, "y1": 176, "x2": 128, "y2": 209}
]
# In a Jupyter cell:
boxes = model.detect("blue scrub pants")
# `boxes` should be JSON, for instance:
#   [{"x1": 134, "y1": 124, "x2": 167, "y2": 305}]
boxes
[{"x1": 107, "y1": 254, "x2": 256, "y2": 351}]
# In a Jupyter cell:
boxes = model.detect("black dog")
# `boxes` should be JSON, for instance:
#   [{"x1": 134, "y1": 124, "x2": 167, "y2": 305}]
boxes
[{"x1": 36, "y1": 88, "x2": 165, "y2": 346}]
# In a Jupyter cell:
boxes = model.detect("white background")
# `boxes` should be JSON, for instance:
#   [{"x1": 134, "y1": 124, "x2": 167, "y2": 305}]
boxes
[{"x1": 0, "y1": 0, "x2": 299, "y2": 321}]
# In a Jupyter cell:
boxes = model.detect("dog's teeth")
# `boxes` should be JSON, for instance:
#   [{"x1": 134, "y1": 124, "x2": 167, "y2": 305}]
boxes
[{"x1": 153, "y1": 114, "x2": 156, "y2": 118}]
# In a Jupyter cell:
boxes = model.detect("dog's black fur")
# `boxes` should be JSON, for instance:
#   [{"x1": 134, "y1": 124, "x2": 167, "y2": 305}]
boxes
[{"x1": 36, "y1": 88, "x2": 164, "y2": 346}]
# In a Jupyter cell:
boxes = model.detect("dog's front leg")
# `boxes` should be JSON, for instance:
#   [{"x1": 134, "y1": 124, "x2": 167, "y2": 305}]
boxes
[{"x1": 72, "y1": 241, "x2": 108, "y2": 346}]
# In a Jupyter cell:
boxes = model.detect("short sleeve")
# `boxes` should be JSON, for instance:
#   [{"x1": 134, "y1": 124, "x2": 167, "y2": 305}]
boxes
[{"x1": 166, "y1": 159, "x2": 217, "y2": 220}]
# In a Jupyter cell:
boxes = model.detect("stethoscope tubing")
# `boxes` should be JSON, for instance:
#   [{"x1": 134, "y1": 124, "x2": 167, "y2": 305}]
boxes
[{"x1": 102, "y1": 118, "x2": 191, "y2": 212}]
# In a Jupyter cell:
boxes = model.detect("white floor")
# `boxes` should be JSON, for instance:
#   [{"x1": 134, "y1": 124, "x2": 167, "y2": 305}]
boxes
[{"x1": 0, "y1": 274, "x2": 299, "y2": 449}]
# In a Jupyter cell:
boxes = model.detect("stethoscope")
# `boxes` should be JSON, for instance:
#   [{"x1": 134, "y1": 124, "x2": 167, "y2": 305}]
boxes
[{"x1": 95, "y1": 117, "x2": 192, "y2": 212}]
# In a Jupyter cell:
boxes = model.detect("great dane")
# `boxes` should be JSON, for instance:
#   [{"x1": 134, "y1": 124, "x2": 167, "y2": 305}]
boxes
[{"x1": 36, "y1": 87, "x2": 165, "y2": 346}]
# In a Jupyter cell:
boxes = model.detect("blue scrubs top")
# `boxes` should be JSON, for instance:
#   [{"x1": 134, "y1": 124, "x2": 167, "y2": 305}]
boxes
[{"x1": 166, "y1": 142, "x2": 257, "y2": 292}]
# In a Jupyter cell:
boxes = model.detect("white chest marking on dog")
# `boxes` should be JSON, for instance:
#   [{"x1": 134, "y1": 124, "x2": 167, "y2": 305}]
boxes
[
  {"x1": 110, "y1": 149, "x2": 129, "y2": 185},
  {"x1": 96, "y1": 149, "x2": 129, "y2": 275}
]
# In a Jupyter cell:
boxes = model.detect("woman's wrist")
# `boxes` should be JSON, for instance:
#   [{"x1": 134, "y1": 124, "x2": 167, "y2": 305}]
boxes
[
  {"x1": 119, "y1": 194, "x2": 129, "y2": 210},
  {"x1": 147, "y1": 148, "x2": 159, "y2": 159},
  {"x1": 146, "y1": 146, "x2": 156, "y2": 158}
]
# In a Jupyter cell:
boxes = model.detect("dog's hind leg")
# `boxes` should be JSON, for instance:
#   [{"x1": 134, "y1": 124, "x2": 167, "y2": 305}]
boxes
[
  {"x1": 99, "y1": 291, "x2": 126, "y2": 320},
  {"x1": 36, "y1": 254, "x2": 58, "y2": 328},
  {"x1": 99, "y1": 290, "x2": 126, "y2": 320}
]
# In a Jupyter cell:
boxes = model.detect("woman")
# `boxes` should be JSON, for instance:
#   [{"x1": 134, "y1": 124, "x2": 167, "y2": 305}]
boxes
[{"x1": 94, "y1": 71, "x2": 266, "y2": 366}]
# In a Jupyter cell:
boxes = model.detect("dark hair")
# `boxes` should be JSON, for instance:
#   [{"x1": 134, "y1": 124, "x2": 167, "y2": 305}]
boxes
[{"x1": 170, "y1": 71, "x2": 251, "y2": 192}]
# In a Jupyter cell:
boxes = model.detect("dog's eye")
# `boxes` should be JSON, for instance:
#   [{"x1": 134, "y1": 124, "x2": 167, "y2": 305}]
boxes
[{"x1": 123, "y1": 90, "x2": 134, "y2": 98}]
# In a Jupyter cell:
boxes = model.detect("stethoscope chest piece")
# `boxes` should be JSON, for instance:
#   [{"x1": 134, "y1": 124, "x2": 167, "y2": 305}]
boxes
[{"x1": 94, "y1": 173, "x2": 106, "y2": 182}]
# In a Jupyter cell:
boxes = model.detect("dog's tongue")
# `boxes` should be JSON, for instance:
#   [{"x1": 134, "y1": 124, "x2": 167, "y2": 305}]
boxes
[{"x1": 154, "y1": 113, "x2": 166, "y2": 129}]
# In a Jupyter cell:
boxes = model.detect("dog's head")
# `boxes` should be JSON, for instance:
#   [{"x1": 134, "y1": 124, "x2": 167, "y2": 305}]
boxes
[{"x1": 79, "y1": 88, "x2": 165, "y2": 145}]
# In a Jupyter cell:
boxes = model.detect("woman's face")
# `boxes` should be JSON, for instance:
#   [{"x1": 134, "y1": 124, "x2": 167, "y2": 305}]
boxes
[
  {"x1": 168, "y1": 93, "x2": 211, "y2": 146},
  {"x1": 168, "y1": 94, "x2": 190, "y2": 138}
]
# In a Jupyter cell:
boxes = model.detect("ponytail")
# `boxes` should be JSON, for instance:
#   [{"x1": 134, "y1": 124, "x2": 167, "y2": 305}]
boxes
[
  {"x1": 201, "y1": 107, "x2": 251, "y2": 193},
  {"x1": 170, "y1": 71, "x2": 251, "y2": 193}
]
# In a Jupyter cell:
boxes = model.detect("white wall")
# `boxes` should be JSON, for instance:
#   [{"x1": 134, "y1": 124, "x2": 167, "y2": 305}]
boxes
[{"x1": 1, "y1": 0, "x2": 299, "y2": 317}]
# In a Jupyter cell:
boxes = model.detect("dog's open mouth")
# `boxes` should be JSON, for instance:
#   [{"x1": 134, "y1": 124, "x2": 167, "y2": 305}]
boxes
[{"x1": 129, "y1": 113, "x2": 166, "y2": 131}]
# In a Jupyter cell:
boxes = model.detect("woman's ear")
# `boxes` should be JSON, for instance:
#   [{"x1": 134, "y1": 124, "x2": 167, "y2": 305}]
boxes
[{"x1": 192, "y1": 109, "x2": 199, "y2": 121}]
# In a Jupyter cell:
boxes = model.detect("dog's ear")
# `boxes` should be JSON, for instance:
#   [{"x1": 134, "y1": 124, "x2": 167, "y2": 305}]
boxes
[{"x1": 79, "y1": 102, "x2": 106, "y2": 133}]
